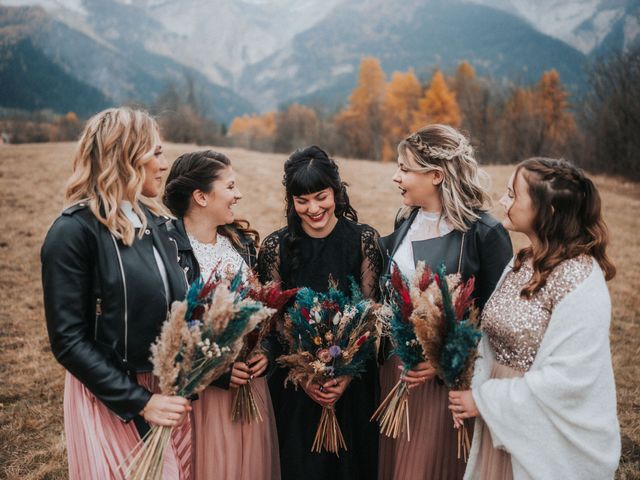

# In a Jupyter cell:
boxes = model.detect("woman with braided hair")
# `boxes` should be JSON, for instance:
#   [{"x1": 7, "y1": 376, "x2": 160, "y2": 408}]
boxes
[
  {"x1": 448, "y1": 158, "x2": 620, "y2": 479},
  {"x1": 378, "y1": 124, "x2": 512, "y2": 479},
  {"x1": 163, "y1": 150, "x2": 280, "y2": 480},
  {"x1": 258, "y1": 145, "x2": 382, "y2": 480}
]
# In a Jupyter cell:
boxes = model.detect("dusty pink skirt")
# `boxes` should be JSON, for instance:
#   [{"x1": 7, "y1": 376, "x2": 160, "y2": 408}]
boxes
[
  {"x1": 64, "y1": 372, "x2": 192, "y2": 480},
  {"x1": 469, "y1": 362, "x2": 523, "y2": 480},
  {"x1": 378, "y1": 355, "x2": 467, "y2": 480},
  {"x1": 191, "y1": 377, "x2": 280, "y2": 480}
]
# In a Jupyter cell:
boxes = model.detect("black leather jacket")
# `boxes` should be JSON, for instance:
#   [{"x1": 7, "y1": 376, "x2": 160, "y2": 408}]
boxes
[
  {"x1": 379, "y1": 208, "x2": 513, "y2": 310},
  {"x1": 41, "y1": 203, "x2": 188, "y2": 421},
  {"x1": 167, "y1": 218, "x2": 257, "y2": 389}
]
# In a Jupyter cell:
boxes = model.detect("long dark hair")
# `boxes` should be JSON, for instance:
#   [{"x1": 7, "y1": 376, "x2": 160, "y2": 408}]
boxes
[
  {"x1": 283, "y1": 145, "x2": 357, "y2": 272},
  {"x1": 163, "y1": 150, "x2": 259, "y2": 247},
  {"x1": 512, "y1": 157, "x2": 615, "y2": 297}
]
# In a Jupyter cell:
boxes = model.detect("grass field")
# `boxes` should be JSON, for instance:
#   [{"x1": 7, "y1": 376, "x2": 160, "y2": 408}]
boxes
[{"x1": 0, "y1": 142, "x2": 638, "y2": 479}]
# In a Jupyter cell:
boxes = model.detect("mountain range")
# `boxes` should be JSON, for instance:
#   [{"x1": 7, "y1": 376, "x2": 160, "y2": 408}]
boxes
[{"x1": 1, "y1": 0, "x2": 638, "y2": 121}]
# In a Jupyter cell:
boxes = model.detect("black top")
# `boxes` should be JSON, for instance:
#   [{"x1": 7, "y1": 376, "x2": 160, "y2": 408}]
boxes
[{"x1": 257, "y1": 217, "x2": 382, "y2": 480}]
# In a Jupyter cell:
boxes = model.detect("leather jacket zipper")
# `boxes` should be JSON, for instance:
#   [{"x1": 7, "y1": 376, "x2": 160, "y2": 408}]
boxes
[
  {"x1": 110, "y1": 234, "x2": 129, "y2": 364},
  {"x1": 94, "y1": 297, "x2": 102, "y2": 341}
]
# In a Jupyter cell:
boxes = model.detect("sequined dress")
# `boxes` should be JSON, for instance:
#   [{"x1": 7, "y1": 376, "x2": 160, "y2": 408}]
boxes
[{"x1": 472, "y1": 255, "x2": 593, "y2": 480}]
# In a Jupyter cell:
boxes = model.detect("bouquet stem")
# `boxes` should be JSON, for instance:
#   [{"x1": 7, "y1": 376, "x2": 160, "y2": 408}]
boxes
[
  {"x1": 231, "y1": 381, "x2": 263, "y2": 423},
  {"x1": 120, "y1": 425, "x2": 173, "y2": 480},
  {"x1": 311, "y1": 405, "x2": 347, "y2": 456},
  {"x1": 456, "y1": 420, "x2": 471, "y2": 463},
  {"x1": 370, "y1": 379, "x2": 411, "y2": 441}
]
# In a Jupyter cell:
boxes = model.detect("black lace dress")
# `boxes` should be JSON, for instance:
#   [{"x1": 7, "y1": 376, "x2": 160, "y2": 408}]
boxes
[{"x1": 257, "y1": 217, "x2": 382, "y2": 480}]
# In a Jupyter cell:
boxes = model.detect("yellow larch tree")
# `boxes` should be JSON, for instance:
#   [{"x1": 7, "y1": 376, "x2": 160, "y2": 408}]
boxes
[
  {"x1": 381, "y1": 68, "x2": 422, "y2": 161},
  {"x1": 334, "y1": 57, "x2": 387, "y2": 160},
  {"x1": 411, "y1": 70, "x2": 461, "y2": 131}
]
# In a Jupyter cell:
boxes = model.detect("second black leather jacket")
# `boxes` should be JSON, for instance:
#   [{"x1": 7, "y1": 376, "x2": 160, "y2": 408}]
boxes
[
  {"x1": 41, "y1": 203, "x2": 188, "y2": 421},
  {"x1": 379, "y1": 208, "x2": 513, "y2": 309}
]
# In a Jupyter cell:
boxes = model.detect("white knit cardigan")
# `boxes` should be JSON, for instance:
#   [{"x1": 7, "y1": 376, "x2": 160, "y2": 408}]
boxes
[{"x1": 465, "y1": 259, "x2": 620, "y2": 480}]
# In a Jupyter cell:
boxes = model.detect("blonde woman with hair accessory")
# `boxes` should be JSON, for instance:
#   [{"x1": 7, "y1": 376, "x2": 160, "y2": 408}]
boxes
[
  {"x1": 41, "y1": 107, "x2": 193, "y2": 479},
  {"x1": 377, "y1": 124, "x2": 512, "y2": 480}
]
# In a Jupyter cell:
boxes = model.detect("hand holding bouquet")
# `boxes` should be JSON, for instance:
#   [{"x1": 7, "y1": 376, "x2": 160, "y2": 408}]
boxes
[
  {"x1": 277, "y1": 280, "x2": 377, "y2": 455},
  {"x1": 412, "y1": 263, "x2": 481, "y2": 462},
  {"x1": 120, "y1": 271, "x2": 275, "y2": 479},
  {"x1": 230, "y1": 277, "x2": 299, "y2": 424},
  {"x1": 371, "y1": 263, "x2": 430, "y2": 441}
]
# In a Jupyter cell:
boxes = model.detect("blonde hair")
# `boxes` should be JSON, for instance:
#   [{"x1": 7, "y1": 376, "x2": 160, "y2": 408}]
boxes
[
  {"x1": 65, "y1": 107, "x2": 168, "y2": 245},
  {"x1": 397, "y1": 124, "x2": 491, "y2": 232}
]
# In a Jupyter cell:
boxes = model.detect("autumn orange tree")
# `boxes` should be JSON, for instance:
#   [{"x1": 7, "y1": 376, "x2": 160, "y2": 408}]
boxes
[
  {"x1": 499, "y1": 69, "x2": 576, "y2": 163},
  {"x1": 229, "y1": 112, "x2": 277, "y2": 151},
  {"x1": 335, "y1": 57, "x2": 386, "y2": 160},
  {"x1": 381, "y1": 68, "x2": 422, "y2": 161},
  {"x1": 412, "y1": 70, "x2": 461, "y2": 131}
]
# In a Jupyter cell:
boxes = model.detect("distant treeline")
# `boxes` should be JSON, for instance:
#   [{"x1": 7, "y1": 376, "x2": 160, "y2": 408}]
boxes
[
  {"x1": 2, "y1": 46, "x2": 638, "y2": 179},
  {"x1": 227, "y1": 47, "x2": 640, "y2": 179}
]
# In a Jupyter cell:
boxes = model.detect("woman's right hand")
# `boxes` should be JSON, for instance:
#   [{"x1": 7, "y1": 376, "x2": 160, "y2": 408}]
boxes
[
  {"x1": 141, "y1": 394, "x2": 191, "y2": 427},
  {"x1": 301, "y1": 381, "x2": 336, "y2": 407},
  {"x1": 401, "y1": 361, "x2": 436, "y2": 389},
  {"x1": 230, "y1": 361, "x2": 251, "y2": 388}
]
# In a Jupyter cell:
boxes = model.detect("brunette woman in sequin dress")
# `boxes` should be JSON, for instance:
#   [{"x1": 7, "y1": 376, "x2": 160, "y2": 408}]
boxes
[
  {"x1": 378, "y1": 124, "x2": 512, "y2": 480},
  {"x1": 163, "y1": 151, "x2": 280, "y2": 480},
  {"x1": 257, "y1": 146, "x2": 382, "y2": 480},
  {"x1": 449, "y1": 158, "x2": 620, "y2": 479}
]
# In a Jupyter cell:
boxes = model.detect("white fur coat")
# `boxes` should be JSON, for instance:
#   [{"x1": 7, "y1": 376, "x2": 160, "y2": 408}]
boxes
[{"x1": 465, "y1": 259, "x2": 620, "y2": 480}]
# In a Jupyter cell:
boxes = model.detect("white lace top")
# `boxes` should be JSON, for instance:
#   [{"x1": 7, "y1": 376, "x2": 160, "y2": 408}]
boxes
[
  {"x1": 188, "y1": 233, "x2": 248, "y2": 281},
  {"x1": 392, "y1": 209, "x2": 453, "y2": 278}
]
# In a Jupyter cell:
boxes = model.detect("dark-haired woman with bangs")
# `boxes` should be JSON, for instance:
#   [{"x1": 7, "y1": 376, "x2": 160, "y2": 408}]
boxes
[
  {"x1": 257, "y1": 145, "x2": 382, "y2": 480},
  {"x1": 449, "y1": 158, "x2": 620, "y2": 479},
  {"x1": 163, "y1": 150, "x2": 280, "y2": 480}
]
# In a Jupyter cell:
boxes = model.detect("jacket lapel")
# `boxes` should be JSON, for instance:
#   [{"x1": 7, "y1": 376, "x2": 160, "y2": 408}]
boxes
[
  {"x1": 145, "y1": 210, "x2": 187, "y2": 301},
  {"x1": 379, "y1": 208, "x2": 418, "y2": 276}
]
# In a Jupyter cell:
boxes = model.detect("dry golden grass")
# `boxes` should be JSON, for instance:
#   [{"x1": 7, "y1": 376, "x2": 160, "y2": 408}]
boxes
[{"x1": 0, "y1": 142, "x2": 638, "y2": 479}]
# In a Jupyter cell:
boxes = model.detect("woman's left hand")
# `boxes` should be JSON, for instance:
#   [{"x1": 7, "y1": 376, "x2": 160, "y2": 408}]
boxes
[
  {"x1": 320, "y1": 375, "x2": 352, "y2": 406},
  {"x1": 248, "y1": 353, "x2": 269, "y2": 378},
  {"x1": 448, "y1": 390, "x2": 479, "y2": 428}
]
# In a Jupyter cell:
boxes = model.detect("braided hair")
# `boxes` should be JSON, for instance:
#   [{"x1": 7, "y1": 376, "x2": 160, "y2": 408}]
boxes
[
  {"x1": 163, "y1": 150, "x2": 259, "y2": 248},
  {"x1": 282, "y1": 145, "x2": 357, "y2": 273},
  {"x1": 512, "y1": 157, "x2": 615, "y2": 297},
  {"x1": 397, "y1": 124, "x2": 491, "y2": 232}
]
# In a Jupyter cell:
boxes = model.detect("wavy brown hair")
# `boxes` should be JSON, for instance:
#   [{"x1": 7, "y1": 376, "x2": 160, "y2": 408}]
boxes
[
  {"x1": 512, "y1": 157, "x2": 616, "y2": 297},
  {"x1": 163, "y1": 150, "x2": 259, "y2": 248},
  {"x1": 65, "y1": 107, "x2": 168, "y2": 246}
]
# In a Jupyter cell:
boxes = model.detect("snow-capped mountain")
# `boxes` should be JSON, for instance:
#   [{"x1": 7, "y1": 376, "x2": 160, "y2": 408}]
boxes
[
  {"x1": 469, "y1": 0, "x2": 639, "y2": 54},
  {"x1": 1, "y1": 0, "x2": 637, "y2": 116}
]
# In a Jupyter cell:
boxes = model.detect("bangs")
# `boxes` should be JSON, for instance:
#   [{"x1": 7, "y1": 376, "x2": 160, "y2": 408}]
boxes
[{"x1": 287, "y1": 161, "x2": 333, "y2": 196}]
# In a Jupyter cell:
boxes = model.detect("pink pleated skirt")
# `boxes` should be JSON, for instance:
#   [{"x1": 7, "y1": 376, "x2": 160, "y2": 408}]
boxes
[
  {"x1": 378, "y1": 355, "x2": 467, "y2": 480},
  {"x1": 191, "y1": 377, "x2": 280, "y2": 480},
  {"x1": 64, "y1": 371, "x2": 192, "y2": 480}
]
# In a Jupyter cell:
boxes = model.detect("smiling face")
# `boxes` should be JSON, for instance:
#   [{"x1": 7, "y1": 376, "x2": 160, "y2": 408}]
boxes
[
  {"x1": 141, "y1": 143, "x2": 168, "y2": 197},
  {"x1": 292, "y1": 187, "x2": 337, "y2": 237},
  {"x1": 500, "y1": 169, "x2": 537, "y2": 238},
  {"x1": 199, "y1": 166, "x2": 242, "y2": 227},
  {"x1": 391, "y1": 148, "x2": 443, "y2": 211}
]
